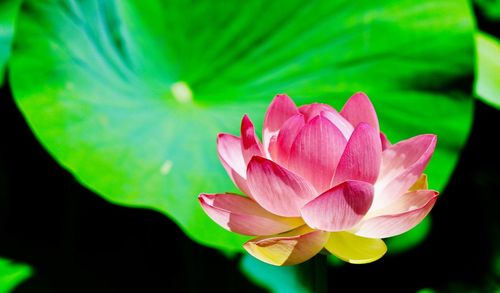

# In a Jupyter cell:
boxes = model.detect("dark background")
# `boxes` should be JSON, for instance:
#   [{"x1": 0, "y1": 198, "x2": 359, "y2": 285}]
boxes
[{"x1": 0, "y1": 4, "x2": 499, "y2": 293}]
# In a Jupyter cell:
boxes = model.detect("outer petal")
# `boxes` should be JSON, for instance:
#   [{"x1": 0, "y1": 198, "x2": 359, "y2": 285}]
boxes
[
  {"x1": 199, "y1": 193, "x2": 304, "y2": 236},
  {"x1": 217, "y1": 133, "x2": 251, "y2": 196},
  {"x1": 288, "y1": 114, "x2": 347, "y2": 193},
  {"x1": 301, "y1": 181, "x2": 374, "y2": 231},
  {"x1": 263, "y1": 94, "x2": 299, "y2": 157},
  {"x1": 275, "y1": 114, "x2": 305, "y2": 166},
  {"x1": 355, "y1": 190, "x2": 438, "y2": 238},
  {"x1": 241, "y1": 115, "x2": 264, "y2": 165},
  {"x1": 246, "y1": 156, "x2": 317, "y2": 217},
  {"x1": 243, "y1": 226, "x2": 329, "y2": 266},
  {"x1": 325, "y1": 232, "x2": 386, "y2": 264},
  {"x1": 340, "y1": 92, "x2": 379, "y2": 130},
  {"x1": 331, "y1": 123, "x2": 382, "y2": 186},
  {"x1": 372, "y1": 134, "x2": 437, "y2": 210}
]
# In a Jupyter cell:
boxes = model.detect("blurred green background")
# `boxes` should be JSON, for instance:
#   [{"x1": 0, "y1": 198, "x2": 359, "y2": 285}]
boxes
[{"x1": 0, "y1": 0, "x2": 499, "y2": 292}]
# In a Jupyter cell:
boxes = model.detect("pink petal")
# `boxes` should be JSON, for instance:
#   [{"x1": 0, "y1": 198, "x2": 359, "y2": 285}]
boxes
[
  {"x1": 298, "y1": 103, "x2": 336, "y2": 121},
  {"x1": 301, "y1": 181, "x2": 374, "y2": 232},
  {"x1": 263, "y1": 94, "x2": 299, "y2": 157},
  {"x1": 241, "y1": 115, "x2": 264, "y2": 165},
  {"x1": 372, "y1": 134, "x2": 437, "y2": 210},
  {"x1": 199, "y1": 193, "x2": 304, "y2": 236},
  {"x1": 275, "y1": 114, "x2": 306, "y2": 166},
  {"x1": 243, "y1": 226, "x2": 329, "y2": 266},
  {"x1": 246, "y1": 156, "x2": 317, "y2": 217},
  {"x1": 217, "y1": 133, "x2": 252, "y2": 196},
  {"x1": 331, "y1": 123, "x2": 382, "y2": 186},
  {"x1": 340, "y1": 92, "x2": 379, "y2": 130},
  {"x1": 321, "y1": 110, "x2": 354, "y2": 140},
  {"x1": 288, "y1": 114, "x2": 347, "y2": 193},
  {"x1": 380, "y1": 132, "x2": 392, "y2": 151},
  {"x1": 355, "y1": 190, "x2": 438, "y2": 238}
]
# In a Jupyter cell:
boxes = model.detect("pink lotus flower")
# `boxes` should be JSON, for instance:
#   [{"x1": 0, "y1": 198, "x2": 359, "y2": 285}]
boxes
[{"x1": 199, "y1": 93, "x2": 438, "y2": 266}]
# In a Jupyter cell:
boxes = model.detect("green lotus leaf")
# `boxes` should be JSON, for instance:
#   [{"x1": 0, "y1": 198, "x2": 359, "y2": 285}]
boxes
[
  {"x1": 475, "y1": 0, "x2": 500, "y2": 20},
  {"x1": 0, "y1": 0, "x2": 22, "y2": 85},
  {"x1": 10, "y1": 0, "x2": 474, "y2": 252},
  {"x1": 474, "y1": 32, "x2": 500, "y2": 109},
  {"x1": 0, "y1": 258, "x2": 32, "y2": 293}
]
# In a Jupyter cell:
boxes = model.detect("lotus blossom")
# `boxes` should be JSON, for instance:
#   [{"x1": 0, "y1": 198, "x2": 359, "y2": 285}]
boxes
[{"x1": 199, "y1": 93, "x2": 438, "y2": 266}]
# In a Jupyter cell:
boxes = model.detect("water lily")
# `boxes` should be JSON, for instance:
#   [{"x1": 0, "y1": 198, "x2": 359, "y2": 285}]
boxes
[{"x1": 199, "y1": 93, "x2": 438, "y2": 266}]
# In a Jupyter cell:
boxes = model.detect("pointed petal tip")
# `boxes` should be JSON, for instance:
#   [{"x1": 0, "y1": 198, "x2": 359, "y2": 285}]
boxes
[
  {"x1": 273, "y1": 93, "x2": 292, "y2": 102},
  {"x1": 241, "y1": 114, "x2": 251, "y2": 124},
  {"x1": 216, "y1": 132, "x2": 234, "y2": 143},
  {"x1": 341, "y1": 92, "x2": 379, "y2": 130},
  {"x1": 247, "y1": 154, "x2": 265, "y2": 165},
  {"x1": 264, "y1": 94, "x2": 299, "y2": 129}
]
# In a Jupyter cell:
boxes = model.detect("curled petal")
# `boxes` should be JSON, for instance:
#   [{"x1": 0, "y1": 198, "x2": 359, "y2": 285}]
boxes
[
  {"x1": 340, "y1": 92, "x2": 379, "y2": 130},
  {"x1": 243, "y1": 226, "x2": 329, "y2": 266},
  {"x1": 263, "y1": 94, "x2": 299, "y2": 157},
  {"x1": 325, "y1": 232, "x2": 386, "y2": 264},
  {"x1": 288, "y1": 114, "x2": 347, "y2": 193},
  {"x1": 372, "y1": 134, "x2": 437, "y2": 210},
  {"x1": 217, "y1": 134, "x2": 251, "y2": 196},
  {"x1": 241, "y1": 115, "x2": 264, "y2": 165},
  {"x1": 199, "y1": 193, "x2": 303, "y2": 236},
  {"x1": 331, "y1": 123, "x2": 382, "y2": 186},
  {"x1": 356, "y1": 190, "x2": 438, "y2": 238},
  {"x1": 246, "y1": 156, "x2": 316, "y2": 217},
  {"x1": 275, "y1": 114, "x2": 306, "y2": 165},
  {"x1": 301, "y1": 181, "x2": 374, "y2": 232}
]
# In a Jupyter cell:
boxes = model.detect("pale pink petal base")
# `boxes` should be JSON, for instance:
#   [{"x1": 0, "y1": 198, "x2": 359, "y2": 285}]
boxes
[
  {"x1": 199, "y1": 193, "x2": 303, "y2": 236},
  {"x1": 244, "y1": 226, "x2": 329, "y2": 266},
  {"x1": 355, "y1": 190, "x2": 438, "y2": 238},
  {"x1": 372, "y1": 134, "x2": 437, "y2": 210},
  {"x1": 301, "y1": 181, "x2": 374, "y2": 231}
]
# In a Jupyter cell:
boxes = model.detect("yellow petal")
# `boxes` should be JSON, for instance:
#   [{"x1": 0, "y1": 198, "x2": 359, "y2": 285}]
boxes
[
  {"x1": 325, "y1": 232, "x2": 387, "y2": 264},
  {"x1": 243, "y1": 226, "x2": 328, "y2": 266},
  {"x1": 409, "y1": 174, "x2": 428, "y2": 191}
]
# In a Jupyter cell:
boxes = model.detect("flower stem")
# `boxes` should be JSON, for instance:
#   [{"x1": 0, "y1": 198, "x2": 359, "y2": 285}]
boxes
[{"x1": 298, "y1": 254, "x2": 327, "y2": 293}]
